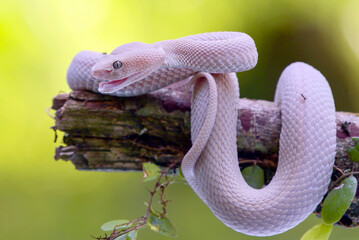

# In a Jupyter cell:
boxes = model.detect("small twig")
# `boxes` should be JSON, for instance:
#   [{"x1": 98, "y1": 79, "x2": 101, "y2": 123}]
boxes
[
  {"x1": 46, "y1": 107, "x2": 55, "y2": 119},
  {"x1": 102, "y1": 162, "x2": 177, "y2": 240},
  {"x1": 159, "y1": 178, "x2": 171, "y2": 217},
  {"x1": 110, "y1": 221, "x2": 146, "y2": 240},
  {"x1": 329, "y1": 171, "x2": 359, "y2": 192},
  {"x1": 51, "y1": 127, "x2": 58, "y2": 143},
  {"x1": 91, "y1": 233, "x2": 108, "y2": 240},
  {"x1": 333, "y1": 165, "x2": 345, "y2": 175}
]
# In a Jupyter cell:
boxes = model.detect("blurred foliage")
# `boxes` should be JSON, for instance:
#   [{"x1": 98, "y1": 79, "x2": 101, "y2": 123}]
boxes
[
  {"x1": 348, "y1": 138, "x2": 359, "y2": 163},
  {"x1": 301, "y1": 223, "x2": 333, "y2": 240},
  {"x1": 1, "y1": 0, "x2": 359, "y2": 239}
]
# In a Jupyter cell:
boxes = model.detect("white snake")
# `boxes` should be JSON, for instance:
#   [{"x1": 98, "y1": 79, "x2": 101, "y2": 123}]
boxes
[{"x1": 67, "y1": 32, "x2": 336, "y2": 236}]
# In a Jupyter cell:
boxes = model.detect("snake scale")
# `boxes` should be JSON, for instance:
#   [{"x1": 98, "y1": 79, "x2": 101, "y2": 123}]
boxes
[{"x1": 67, "y1": 32, "x2": 336, "y2": 236}]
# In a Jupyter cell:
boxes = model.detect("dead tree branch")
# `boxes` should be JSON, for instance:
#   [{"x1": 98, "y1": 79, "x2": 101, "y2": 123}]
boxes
[{"x1": 51, "y1": 89, "x2": 359, "y2": 227}]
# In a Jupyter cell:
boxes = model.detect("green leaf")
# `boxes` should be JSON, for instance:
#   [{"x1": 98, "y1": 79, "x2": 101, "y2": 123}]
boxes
[
  {"x1": 127, "y1": 230, "x2": 138, "y2": 240},
  {"x1": 300, "y1": 223, "x2": 333, "y2": 240},
  {"x1": 241, "y1": 165, "x2": 264, "y2": 189},
  {"x1": 348, "y1": 137, "x2": 359, "y2": 163},
  {"x1": 114, "y1": 230, "x2": 138, "y2": 240},
  {"x1": 101, "y1": 219, "x2": 129, "y2": 231},
  {"x1": 321, "y1": 175, "x2": 358, "y2": 224},
  {"x1": 148, "y1": 211, "x2": 177, "y2": 237},
  {"x1": 142, "y1": 162, "x2": 161, "y2": 182}
]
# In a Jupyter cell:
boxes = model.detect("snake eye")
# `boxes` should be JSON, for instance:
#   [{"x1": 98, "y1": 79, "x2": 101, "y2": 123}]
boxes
[{"x1": 113, "y1": 61, "x2": 123, "y2": 69}]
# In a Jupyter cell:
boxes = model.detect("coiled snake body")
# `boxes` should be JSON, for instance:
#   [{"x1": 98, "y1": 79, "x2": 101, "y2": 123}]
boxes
[{"x1": 67, "y1": 32, "x2": 336, "y2": 236}]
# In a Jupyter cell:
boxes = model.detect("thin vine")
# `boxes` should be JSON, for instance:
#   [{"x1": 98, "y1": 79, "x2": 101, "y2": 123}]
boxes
[
  {"x1": 93, "y1": 162, "x2": 178, "y2": 240},
  {"x1": 329, "y1": 165, "x2": 359, "y2": 192}
]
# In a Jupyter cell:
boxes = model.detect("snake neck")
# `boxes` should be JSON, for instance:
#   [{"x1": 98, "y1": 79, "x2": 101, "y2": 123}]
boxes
[
  {"x1": 154, "y1": 32, "x2": 258, "y2": 73},
  {"x1": 153, "y1": 40, "x2": 190, "y2": 70}
]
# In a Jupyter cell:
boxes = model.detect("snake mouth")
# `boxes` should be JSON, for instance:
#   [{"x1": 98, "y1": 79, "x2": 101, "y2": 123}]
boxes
[
  {"x1": 98, "y1": 72, "x2": 142, "y2": 93},
  {"x1": 99, "y1": 78, "x2": 127, "y2": 93}
]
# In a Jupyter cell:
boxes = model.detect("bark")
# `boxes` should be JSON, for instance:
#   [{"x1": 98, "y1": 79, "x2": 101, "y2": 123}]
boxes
[{"x1": 51, "y1": 90, "x2": 359, "y2": 227}]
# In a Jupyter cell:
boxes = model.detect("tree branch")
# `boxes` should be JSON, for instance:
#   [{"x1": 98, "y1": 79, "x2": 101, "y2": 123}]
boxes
[{"x1": 51, "y1": 89, "x2": 359, "y2": 227}]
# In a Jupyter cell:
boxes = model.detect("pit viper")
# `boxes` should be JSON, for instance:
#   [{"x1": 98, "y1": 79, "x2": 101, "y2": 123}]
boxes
[{"x1": 67, "y1": 32, "x2": 336, "y2": 236}]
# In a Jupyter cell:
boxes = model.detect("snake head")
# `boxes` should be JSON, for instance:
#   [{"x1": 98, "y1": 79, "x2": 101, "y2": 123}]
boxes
[{"x1": 91, "y1": 43, "x2": 165, "y2": 93}]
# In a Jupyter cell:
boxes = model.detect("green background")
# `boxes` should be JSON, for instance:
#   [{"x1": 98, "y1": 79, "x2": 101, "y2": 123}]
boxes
[{"x1": 1, "y1": 0, "x2": 359, "y2": 239}]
